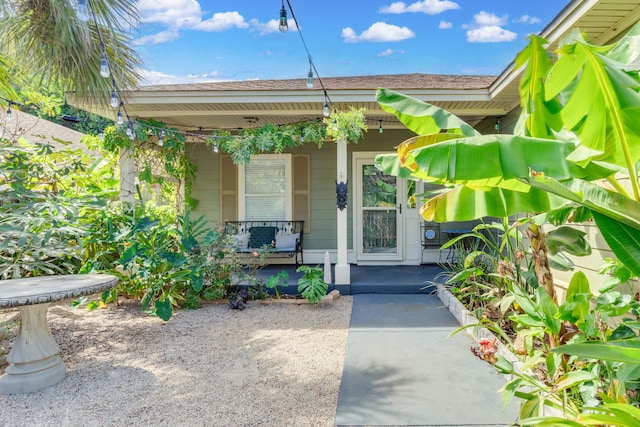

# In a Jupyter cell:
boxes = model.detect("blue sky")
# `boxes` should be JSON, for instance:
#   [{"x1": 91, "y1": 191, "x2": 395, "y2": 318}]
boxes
[{"x1": 132, "y1": 0, "x2": 571, "y2": 86}]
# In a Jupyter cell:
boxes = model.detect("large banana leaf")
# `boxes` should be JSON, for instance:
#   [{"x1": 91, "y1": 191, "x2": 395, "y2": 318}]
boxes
[
  {"x1": 376, "y1": 88, "x2": 480, "y2": 137},
  {"x1": 526, "y1": 173, "x2": 640, "y2": 276},
  {"x1": 408, "y1": 134, "x2": 614, "y2": 190},
  {"x1": 592, "y1": 212, "x2": 640, "y2": 278},
  {"x1": 514, "y1": 34, "x2": 563, "y2": 138},
  {"x1": 418, "y1": 185, "x2": 572, "y2": 222},
  {"x1": 527, "y1": 174, "x2": 640, "y2": 231},
  {"x1": 545, "y1": 26, "x2": 640, "y2": 199}
]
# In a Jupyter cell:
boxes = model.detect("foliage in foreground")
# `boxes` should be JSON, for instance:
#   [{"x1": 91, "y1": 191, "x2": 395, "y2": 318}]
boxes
[{"x1": 375, "y1": 22, "x2": 640, "y2": 425}]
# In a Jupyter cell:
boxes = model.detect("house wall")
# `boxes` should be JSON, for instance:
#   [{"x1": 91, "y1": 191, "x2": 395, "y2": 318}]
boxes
[
  {"x1": 187, "y1": 128, "x2": 415, "y2": 253},
  {"x1": 188, "y1": 143, "x2": 220, "y2": 224}
]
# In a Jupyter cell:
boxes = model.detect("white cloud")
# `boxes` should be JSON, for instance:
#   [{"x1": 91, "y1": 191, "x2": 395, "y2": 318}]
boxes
[
  {"x1": 439, "y1": 20, "x2": 452, "y2": 29},
  {"x1": 380, "y1": 0, "x2": 460, "y2": 14},
  {"x1": 378, "y1": 48, "x2": 405, "y2": 57},
  {"x1": 249, "y1": 18, "x2": 298, "y2": 36},
  {"x1": 472, "y1": 11, "x2": 508, "y2": 27},
  {"x1": 136, "y1": 0, "x2": 202, "y2": 28},
  {"x1": 195, "y1": 11, "x2": 249, "y2": 31},
  {"x1": 514, "y1": 15, "x2": 541, "y2": 24},
  {"x1": 466, "y1": 25, "x2": 517, "y2": 43},
  {"x1": 134, "y1": 29, "x2": 180, "y2": 46},
  {"x1": 342, "y1": 22, "x2": 415, "y2": 43},
  {"x1": 464, "y1": 11, "x2": 516, "y2": 43},
  {"x1": 138, "y1": 68, "x2": 221, "y2": 86},
  {"x1": 134, "y1": 0, "x2": 249, "y2": 45}
]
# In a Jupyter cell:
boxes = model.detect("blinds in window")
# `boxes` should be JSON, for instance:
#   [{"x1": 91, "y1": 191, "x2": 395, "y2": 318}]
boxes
[{"x1": 244, "y1": 158, "x2": 286, "y2": 221}]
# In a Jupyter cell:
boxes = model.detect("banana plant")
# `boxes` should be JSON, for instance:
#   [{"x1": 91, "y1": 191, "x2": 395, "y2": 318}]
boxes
[{"x1": 375, "y1": 22, "x2": 640, "y2": 279}]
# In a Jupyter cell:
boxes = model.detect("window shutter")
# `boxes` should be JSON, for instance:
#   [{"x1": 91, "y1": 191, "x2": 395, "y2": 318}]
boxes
[
  {"x1": 220, "y1": 155, "x2": 237, "y2": 221},
  {"x1": 293, "y1": 154, "x2": 310, "y2": 233}
]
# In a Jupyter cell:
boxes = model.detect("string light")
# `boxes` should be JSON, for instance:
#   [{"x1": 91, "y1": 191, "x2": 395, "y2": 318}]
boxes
[
  {"x1": 110, "y1": 88, "x2": 118, "y2": 108},
  {"x1": 278, "y1": 0, "x2": 288, "y2": 32},
  {"x1": 306, "y1": 58, "x2": 314, "y2": 89},
  {"x1": 494, "y1": 117, "x2": 500, "y2": 133},
  {"x1": 75, "y1": 0, "x2": 89, "y2": 22},
  {"x1": 332, "y1": 118, "x2": 338, "y2": 131},
  {"x1": 379, "y1": 120, "x2": 383, "y2": 134},
  {"x1": 6, "y1": 102, "x2": 12, "y2": 121},
  {"x1": 98, "y1": 120, "x2": 104, "y2": 140},
  {"x1": 100, "y1": 54, "x2": 110, "y2": 78},
  {"x1": 53, "y1": 0, "x2": 341, "y2": 149}
]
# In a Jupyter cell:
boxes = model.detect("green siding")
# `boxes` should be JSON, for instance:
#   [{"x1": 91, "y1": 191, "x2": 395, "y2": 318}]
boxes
[
  {"x1": 188, "y1": 128, "x2": 415, "y2": 250},
  {"x1": 188, "y1": 143, "x2": 220, "y2": 227}
]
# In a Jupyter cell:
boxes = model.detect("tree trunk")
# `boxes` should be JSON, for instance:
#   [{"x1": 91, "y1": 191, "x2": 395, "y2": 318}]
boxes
[{"x1": 526, "y1": 223, "x2": 556, "y2": 303}]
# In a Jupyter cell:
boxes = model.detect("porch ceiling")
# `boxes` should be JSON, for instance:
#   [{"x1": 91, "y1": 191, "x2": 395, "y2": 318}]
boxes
[{"x1": 75, "y1": 0, "x2": 640, "y2": 133}]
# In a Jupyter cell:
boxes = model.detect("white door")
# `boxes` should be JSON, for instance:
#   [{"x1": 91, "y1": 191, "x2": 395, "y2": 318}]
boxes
[{"x1": 354, "y1": 153, "x2": 404, "y2": 262}]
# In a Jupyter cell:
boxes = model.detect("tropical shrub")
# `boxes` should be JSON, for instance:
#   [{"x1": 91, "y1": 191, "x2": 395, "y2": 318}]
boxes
[
  {"x1": 296, "y1": 265, "x2": 328, "y2": 304},
  {"x1": 375, "y1": 22, "x2": 640, "y2": 424},
  {"x1": 0, "y1": 136, "x2": 114, "y2": 278}
]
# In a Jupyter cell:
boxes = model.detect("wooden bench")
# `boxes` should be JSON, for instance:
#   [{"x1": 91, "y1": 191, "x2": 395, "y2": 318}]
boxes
[{"x1": 224, "y1": 220, "x2": 304, "y2": 265}]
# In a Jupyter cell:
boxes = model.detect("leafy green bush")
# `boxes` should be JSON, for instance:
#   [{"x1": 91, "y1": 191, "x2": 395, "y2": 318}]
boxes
[
  {"x1": 0, "y1": 138, "x2": 113, "y2": 278},
  {"x1": 296, "y1": 265, "x2": 328, "y2": 304}
]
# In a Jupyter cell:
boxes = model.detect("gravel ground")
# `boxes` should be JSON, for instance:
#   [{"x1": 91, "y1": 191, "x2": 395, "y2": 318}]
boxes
[{"x1": 0, "y1": 296, "x2": 353, "y2": 426}]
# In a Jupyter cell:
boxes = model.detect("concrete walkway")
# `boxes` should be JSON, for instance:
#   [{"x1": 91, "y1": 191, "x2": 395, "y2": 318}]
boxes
[{"x1": 335, "y1": 294, "x2": 519, "y2": 426}]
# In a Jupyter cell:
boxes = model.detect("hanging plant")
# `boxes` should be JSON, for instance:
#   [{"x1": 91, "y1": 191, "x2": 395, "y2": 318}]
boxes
[
  {"x1": 324, "y1": 107, "x2": 368, "y2": 144},
  {"x1": 209, "y1": 107, "x2": 368, "y2": 164}
]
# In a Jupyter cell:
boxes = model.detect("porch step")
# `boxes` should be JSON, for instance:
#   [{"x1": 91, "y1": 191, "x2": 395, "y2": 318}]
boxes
[{"x1": 256, "y1": 264, "x2": 445, "y2": 295}]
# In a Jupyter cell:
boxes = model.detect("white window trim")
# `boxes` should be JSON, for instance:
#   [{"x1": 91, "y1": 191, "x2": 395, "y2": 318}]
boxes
[{"x1": 237, "y1": 154, "x2": 293, "y2": 221}]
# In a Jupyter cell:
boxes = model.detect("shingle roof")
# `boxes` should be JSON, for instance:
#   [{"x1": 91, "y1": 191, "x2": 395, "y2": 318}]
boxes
[
  {"x1": 4, "y1": 110, "x2": 94, "y2": 154},
  {"x1": 139, "y1": 73, "x2": 497, "y2": 92}
]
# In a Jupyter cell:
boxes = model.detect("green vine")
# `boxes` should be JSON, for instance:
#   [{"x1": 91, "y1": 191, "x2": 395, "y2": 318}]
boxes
[
  {"x1": 210, "y1": 107, "x2": 367, "y2": 164},
  {"x1": 99, "y1": 119, "x2": 197, "y2": 207}
]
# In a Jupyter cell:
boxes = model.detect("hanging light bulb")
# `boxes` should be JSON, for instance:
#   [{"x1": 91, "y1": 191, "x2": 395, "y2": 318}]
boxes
[
  {"x1": 125, "y1": 121, "x2": 132, "y2": 137},
  {"x1": 76, "y1": 0, "x2": 89, "y2": 22},
  {"x1": 6, "y1": 102, "x2": 12, "y2": 121},
  {"x1": 300, "y1": 128, "x2": 305, "y2": 142},
  {"x1": 100, "y1": 54, "x2": 110, "y2": 78},
  {"x1": 158, "y1": 129, "x2": 164, "y2": 147},
  {"x1": 494, "y1": 117, "x2": 500, "y2": 133},
  {"x1": 379, "y1": 120, "x2": 383, "y2": 134},
  {"x1": 279, "y1": 1, "x2": 288, "y2": 33},
  {"x1": 98, "y1": 120, "x2": 104, "y2": 140},
  {"x1": 333, "y1": 118, "x2": 338, "y2": 131},
  {"x1": 306, "y1": 64, "x2": 314, "y2": 89},
  {"x1": 117, "y1": 109, "x2": 123, "y2": 125},
  {"x1": 323, "y1": 100, "x2": 330, "y2": 117},
  {"x1": 213, "y1": 142, "x2": 219, "y2": 153},
  {"x1": 110, "y1": 89, "x2": 118, "y2": 108}
]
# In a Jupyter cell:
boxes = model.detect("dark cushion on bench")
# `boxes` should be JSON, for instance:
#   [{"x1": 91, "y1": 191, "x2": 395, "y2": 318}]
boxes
[{"x1": 248, "y1": 226, "x2": 277, "y2": 248}]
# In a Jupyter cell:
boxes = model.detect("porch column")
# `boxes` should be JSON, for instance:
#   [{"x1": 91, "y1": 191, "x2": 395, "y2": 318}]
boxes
[
  {"x1": 335, "y1": 138, "x2": 351, "y2": 285},
  {"x1": 119, "y1": 148, "x2": 136, "y2": 204}
]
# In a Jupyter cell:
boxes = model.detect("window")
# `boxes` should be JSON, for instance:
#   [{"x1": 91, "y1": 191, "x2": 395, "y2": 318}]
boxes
[{"x1": 238, "y1": 154, "x2": 292, "y2": 221}]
